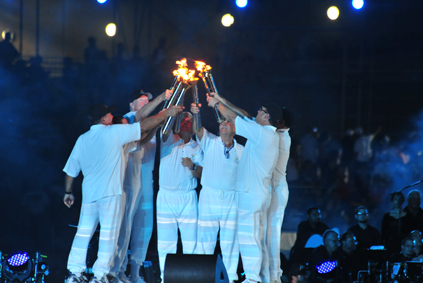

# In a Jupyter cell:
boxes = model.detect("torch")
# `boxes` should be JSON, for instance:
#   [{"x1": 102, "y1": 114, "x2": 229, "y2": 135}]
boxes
[
  {"x1": 162, "y1": 81, "x2": 191, "y2": 135},
  {"x1": 195, "y1": 61, "x2": 225, "y2": 123},
  {"x1": 161, "y1": 75, "x2": 179, "y2": 111},
  {"x1": 190, "y1": 79, "x2": 202, "y2": 132}
]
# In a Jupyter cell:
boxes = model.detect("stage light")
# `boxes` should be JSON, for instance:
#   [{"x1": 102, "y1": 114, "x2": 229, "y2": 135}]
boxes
[
  {"x1": 327, "y1": 6, "x2": 340, "y2": 20},
  {"x1": 352, "y1": 0, "x2": 364, "y2": 9},
  {"x1": 221, "y1": 14, "x2": 234, "y2": 27},
  {"x1": 236, "y1": 0, "x2": 248, "y2": 8},
  {"x1": 316, "y1": 260, "x2": 337, "y2": 274},
  {"x1": 3, "y1": 251, "x2": 33, "y2": 283},
  {"x1": 97, "y1": 0, "x2": 107, "y2": 3},
  {"x1": 7, "y1": 251, "x2": 29, "y2": 267},
  {"x1": 105, "y1": 23, "x2": 116, "y2": 37}
]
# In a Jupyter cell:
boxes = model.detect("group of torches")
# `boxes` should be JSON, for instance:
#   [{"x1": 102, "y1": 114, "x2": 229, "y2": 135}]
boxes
[{"x1": 161, "y1": 58, "x2": 225, "y2": 135}]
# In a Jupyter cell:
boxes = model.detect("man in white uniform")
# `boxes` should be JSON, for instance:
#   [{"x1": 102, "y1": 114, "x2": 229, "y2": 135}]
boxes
[
  {"x1": 111, "y1": 90, "x2": 172, "y2": 283},
  {"x1": 264, "y1": 108, "x2": 294, "y2": 283},
  {"x1": 191, "y1": 103, "x2": 244, "y2": 283},
  {"x1": 207, "y1": 93, "x2": 282, "y2": 283},
  {"x1": 157, "y1": 112, "x2": 203, "y2": 277},
  {"x1": 63, "y1": 103, "x2": 181, "y2": 283}
]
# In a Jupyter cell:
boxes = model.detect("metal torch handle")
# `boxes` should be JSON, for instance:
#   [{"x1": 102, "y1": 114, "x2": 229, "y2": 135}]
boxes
[
  {"x1": 192, "y1": 82, "x2": 202, "y2": 132},
  {"x1": 162, "y1": 83, "x2": 190, "y2": 135},
  {"x1": 202, "y1": 72, "x2": 225, "y2": 123},
  {"x1": 161, "y1": 76, "x2": 179, "y2": 111}
]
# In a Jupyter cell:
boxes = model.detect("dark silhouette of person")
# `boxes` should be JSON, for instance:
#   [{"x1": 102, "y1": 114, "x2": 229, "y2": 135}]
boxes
[{"x1": 0, "y1": 31, "x2": 20, "y2": 70}]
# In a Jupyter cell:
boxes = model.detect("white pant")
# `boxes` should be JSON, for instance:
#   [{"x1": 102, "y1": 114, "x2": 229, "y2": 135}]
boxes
[
  {"x1": 127, "y1": 177, "x2": 154, "y2": 266},
  {"x1": 68, "y1": 196, "x2": 122, "y2": 279},
  {"x1": 156, "y1": 189, "x2": 198, "y2": 275},
  {"x1": 196, "y1": 187, "x2": 239, "y2": 281},
  {"x1": 237, "y1": 192, "x2": 271, "y2": 282},
  {"x1": 261, "y1": 181, "x2": 289, "y2": 283},
  {"x1": 110, "y1": 180, "x2": 143, "y2": 274}
]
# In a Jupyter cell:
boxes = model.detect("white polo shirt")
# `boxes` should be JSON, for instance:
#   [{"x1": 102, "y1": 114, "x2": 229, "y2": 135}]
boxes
[
  {"x1": 272, "y1": 128, "x2": 291, "y2": 185},
  {"x1": 63, "y1": 123, "x2": 141, "y2": 203},
  {"x1": 198, "y1": 129, "x2": 244, "y2": 191},
  {"x1": 234, "y1": 116, "x2": 279, "y2": 196},
  {"x1": 159, "y1": 132, "x2": 203, "y2": 192}
]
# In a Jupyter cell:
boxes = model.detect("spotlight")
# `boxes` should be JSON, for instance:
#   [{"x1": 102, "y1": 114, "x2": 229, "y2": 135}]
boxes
[
  {"x1": 316, "y1": 260, "x2": 337, "y2": 274},
  {"x1": 236, "y1": 0, "x2": 248, "y2": 8},
  {"x1": 327, "y1": 6, "x2": 340, "y2": 20},
  {"x1": 221, "y1": 14, "x2": 235, "y2": 27},
  {"x1": 105, "y1": 23, "x2": 116, "y2": 37},
  {"x1": 97, "y1": 0, "x2": 107, "y2": 3},
  {"x1": 2, "y1": 251, "x2": 33, "y2": 283},
  {"x1": 352, "y1": 0, "x2": 364, "y2": 10}
]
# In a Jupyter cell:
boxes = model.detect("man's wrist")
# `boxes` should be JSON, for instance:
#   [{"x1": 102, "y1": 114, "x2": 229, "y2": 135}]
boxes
[
  {"x1": 190, "y1": 164, "x2": 197, "y2": 171},
  {"x1": 215, "y1": 102, "x2": 221, "y2": 108}
]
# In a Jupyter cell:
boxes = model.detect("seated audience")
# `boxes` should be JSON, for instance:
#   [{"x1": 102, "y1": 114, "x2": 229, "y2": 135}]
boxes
[{"x1": 347, "y1": 206, "x2": 382, "y2": 251}]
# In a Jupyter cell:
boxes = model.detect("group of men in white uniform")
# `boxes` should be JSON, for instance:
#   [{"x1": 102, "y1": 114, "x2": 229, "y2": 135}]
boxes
[{"x1": 63, "y1": 87, "x2": 293, "y2": 283}]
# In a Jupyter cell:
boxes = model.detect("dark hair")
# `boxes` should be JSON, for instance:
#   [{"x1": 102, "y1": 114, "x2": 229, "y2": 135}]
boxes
[
  {"x1": 340, "y1": 231, "x2": 355, "y2": 243},
  {"x1": 112, "y1": 116, "x2": 126, "y2": 124},
  {"x1": 402, "y1": 237, "x2": 414, "y2": 246},
  {"x1": 355, "y1": 206, "x2": 368, "y2": 215},
  {"x1": 323, "y1": 229, "x2": 339, "y2": 242},
  {"x1": 281, "y1": 107, "x2": 294, "y2": 128},
  {"x1": 391, "y1": 192, "x2": 405, "y2": 204},
  {"x1": 307, "y1": 206, "x2": 319, "y2": 215}
]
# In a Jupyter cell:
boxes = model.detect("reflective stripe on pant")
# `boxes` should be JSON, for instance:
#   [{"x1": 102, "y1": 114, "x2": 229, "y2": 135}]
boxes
[
  {"x1": 68, "y1": 195, "x2": 122, "y2": 279},
  {"x1": 237, "y1": 192, "x2": 270, "y2": 282},
  {"x1": 262, "y1": 181, "x2": 289, "y2": 283},
  {"x1": 156, "y1": 189, "x2": 198, "y2": 275},
  {"x1": 197, "y1": 187, "x2": 239, "y2": 281}
]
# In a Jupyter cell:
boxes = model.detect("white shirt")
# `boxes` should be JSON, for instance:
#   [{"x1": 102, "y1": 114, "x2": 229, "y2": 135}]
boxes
[
  {"x1": 159, "y1": 132, "x2": 203, "y2": 192},
  {"x1": 198, "y1": 129, "x2": 244, "y2": 191},
  {"x1": 123, "y1": 111, "x2": 157, "y2": 191},
  {"x1": 234, "y1": 116, "x2": 279, "y2": 196},
  {"x1": 272, "y1": 128, "x2": 291, "y2": 185},
  {"x1": 63, "y1": 123, "x2": 141, "y2": 203}
]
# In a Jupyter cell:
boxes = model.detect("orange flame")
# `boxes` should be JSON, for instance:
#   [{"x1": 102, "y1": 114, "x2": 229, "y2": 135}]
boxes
[
  {"x1": 173, "y1": 58, "x2": 196, "y2": 83},
  {"x1": 195, "y1": 61, "x2": 212, "y2": 73}
]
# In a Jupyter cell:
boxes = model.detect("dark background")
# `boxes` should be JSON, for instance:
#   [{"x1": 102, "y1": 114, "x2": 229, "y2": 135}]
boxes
[{"x1": 1, "y1": 0, "x2": 423, "y2": 281}]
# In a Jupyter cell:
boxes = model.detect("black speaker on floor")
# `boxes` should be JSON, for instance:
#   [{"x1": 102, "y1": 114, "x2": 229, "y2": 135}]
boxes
[{"x1": 164, "y1": 254, "x2": 229, "y2": 283}]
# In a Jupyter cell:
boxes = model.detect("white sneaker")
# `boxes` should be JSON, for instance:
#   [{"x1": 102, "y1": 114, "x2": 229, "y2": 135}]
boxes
[
  {"x1": 89, "y1": 276, "x2": 109, "y2": 283},
  {"x1": 241, "y1": 279, "x2": 259, "y2": 283},
  {"x1": 118, "y1": 273, "x2": 131, "y2": 283},
  {"x1": 66, "y1": 274, "x2": 88, "y2": 283}
]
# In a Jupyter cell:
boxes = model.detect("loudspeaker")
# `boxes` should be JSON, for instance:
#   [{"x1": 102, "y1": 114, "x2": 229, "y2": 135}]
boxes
[{"x1": 164, "y1": 254, "x2": 229, "y2": 283}]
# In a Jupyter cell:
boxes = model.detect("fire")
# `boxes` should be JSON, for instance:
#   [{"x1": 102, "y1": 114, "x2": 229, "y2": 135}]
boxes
[
  {"x1": 195, "y1": 61, "x2": 212, "y2": 73},
  {"x1": 172, "y1": 58, "x2": 196, "y2": 83}
]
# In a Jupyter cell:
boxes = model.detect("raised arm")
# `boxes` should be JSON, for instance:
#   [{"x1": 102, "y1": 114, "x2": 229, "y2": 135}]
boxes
[
  {"x1": 140, "y1": 125, "x2": 160, "y2": 145},
  {"x1": 207, "y1": 92, "x2": 252, "y2": 124},
  {"x1": 134, "y1": 89, "x2": 173, "y2": 122},
  {"x1": 140, "y1": 105, "x2": 182, "y2": 133},
  {"x1": 190, "y1": 103, "x2": 205, "y2": 141}
]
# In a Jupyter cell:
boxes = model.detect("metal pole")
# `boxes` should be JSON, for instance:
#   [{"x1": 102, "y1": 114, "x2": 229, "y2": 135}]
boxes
[
  {"x1": 340, "y1": 30, "x2": 348, "y2": 134},
  {"x1": 19, "y1": 0, "x2": 23, "y2": 54},
  {"x1": 62, "y1": 0, "x2": 66, "y2": 57},
  {"x1": 36, "y1": 0, "x2": 40, "y2": 56}
]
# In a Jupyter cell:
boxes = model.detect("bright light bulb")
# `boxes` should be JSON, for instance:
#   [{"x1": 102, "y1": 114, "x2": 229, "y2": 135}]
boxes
[
  {"x1": 97, "y1": 0, "x2": 107, "y2": 3},
  {"x1": 221, "y1": 14, "x2": 234, "y2": 27},
  {"x1": 327, "y1": 6, "x2": 340, "y2": 20},
  {"x1": 105, "y1": 23, "x2": 116, "y2": 37},
  {"x1": 352, "y1": 0, "x2": 364, "y2": 9},
  {"x1": 236, "y1": 0, "x2": 248, "y2": 8}
]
